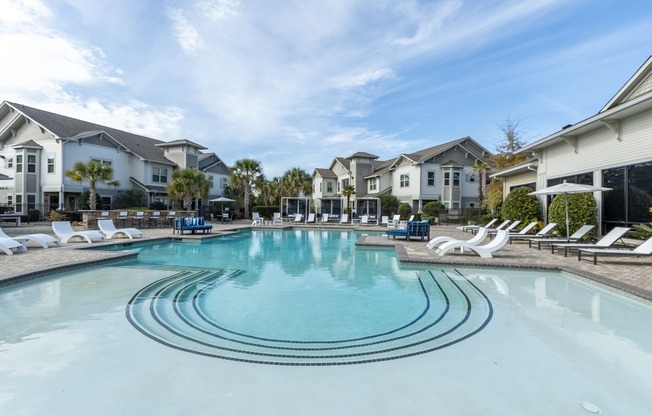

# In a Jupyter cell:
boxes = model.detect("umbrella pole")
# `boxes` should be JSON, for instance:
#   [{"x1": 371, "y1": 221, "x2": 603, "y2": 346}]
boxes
[{"x1": 564, "y1": 193, "x2": 570, "y2": 240}]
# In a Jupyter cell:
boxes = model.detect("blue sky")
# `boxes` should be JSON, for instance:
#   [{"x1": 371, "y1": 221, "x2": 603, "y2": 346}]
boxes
[{"x1": 1, "y1": 0, "x2": 651, "y2": 177}]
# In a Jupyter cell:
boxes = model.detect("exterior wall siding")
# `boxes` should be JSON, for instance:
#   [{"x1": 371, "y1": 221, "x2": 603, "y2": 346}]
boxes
[{"x1": 545, "y1": 108, "x2": 652, "y2": 178}]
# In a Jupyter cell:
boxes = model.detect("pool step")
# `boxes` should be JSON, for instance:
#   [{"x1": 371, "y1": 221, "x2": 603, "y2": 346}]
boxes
[{"x1": 126, "y1": 269, "x2": 493, "y2": 365}]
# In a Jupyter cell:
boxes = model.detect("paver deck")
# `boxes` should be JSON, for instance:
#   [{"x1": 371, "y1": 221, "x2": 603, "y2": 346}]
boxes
[{"x1": 1, "y1": 221, "x2": 650, "y2": 301}]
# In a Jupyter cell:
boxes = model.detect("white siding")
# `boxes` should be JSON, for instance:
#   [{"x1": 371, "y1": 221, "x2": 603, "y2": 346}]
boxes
[{"x1": 545, "y1": 108, "x2": 652, "y2": 178}]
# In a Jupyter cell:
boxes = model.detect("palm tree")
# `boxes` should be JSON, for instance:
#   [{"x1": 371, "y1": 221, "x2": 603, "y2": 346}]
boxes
[
  {"x1": 65, "y1": 160, "x2": 120, "y2": 210},
  {"x1": 230, "y1": 158, "x2": 263, "y2": 219},
  {"x1": 280, "y1": 167, "x2": 312, "y2": 197},
  {"x1": 341, "y1": 184, "x2": 355, "y2": 221},
  {"x1": 473, "y1": 162, "x2": 489, "y2": 206},
  {"x1": 167, "y1": 168, "x2": 210, "y2": 210}
]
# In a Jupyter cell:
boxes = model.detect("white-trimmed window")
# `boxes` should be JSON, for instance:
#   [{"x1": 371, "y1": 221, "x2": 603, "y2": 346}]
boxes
[
  {"x1": 91, "y1": 158, "x2": 112, "y2": 166},
  {"x1": 16, "y1": 155, "x2": 22, "y2": 173},
  {"x1": 444, "y1": 172, "x2": 450, "y2": 186},
  {"x1": 47, "y1": 154, "x2": 55, "y2": 174},
  {"x1": 453, "y1": 172, "x2": 460, "y2": 186},
  {"x1": 152, "y1": 167, "x2": 168, "y2": 183},
  {"x1": 27, "y1": 155, "x2": 36, "y2": 173},
  {"x1": 468, "y1": 173, "x2": 476, "y2": 183},
  {"x1": 427, "y1": 171, "x2": 435, "y2": 186},
  {"x1": 369, "y1": 178, "x2": 377, "y2": 191},
  {"x1": 220, "y1": 177, "x2": 228, "y2": 190},
  {"x1": 4, "y1": 157, "x2": 13, "y2": 169},
  {"x1": 400, "y1": 174, "x2": 410, "y2": 187},
  {"x1": 326, "y1": 182, "x2": 333, "y2": 193}
]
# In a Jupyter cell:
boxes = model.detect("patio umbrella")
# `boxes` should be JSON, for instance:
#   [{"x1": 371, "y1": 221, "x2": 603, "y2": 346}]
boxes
[
  {"x1": 528, "y1": 181, "x2": 611, "y2": 239},
  {"x1": 208, "y1": 196, "x2": 235, "y2": 212}
]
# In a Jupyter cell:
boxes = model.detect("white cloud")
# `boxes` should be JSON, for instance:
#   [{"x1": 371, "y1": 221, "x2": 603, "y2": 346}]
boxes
[
  {"x1": 199, "y1": 0, "x2": 241, "y2": 22},
  {"x1": 167, "y1": 7, "x2": 205, "y2": 54}
]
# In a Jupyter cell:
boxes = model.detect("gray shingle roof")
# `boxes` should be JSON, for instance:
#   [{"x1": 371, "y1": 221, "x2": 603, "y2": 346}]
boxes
[{"x1": 7, "y1": 101, "x2": 175, "y2": 165}]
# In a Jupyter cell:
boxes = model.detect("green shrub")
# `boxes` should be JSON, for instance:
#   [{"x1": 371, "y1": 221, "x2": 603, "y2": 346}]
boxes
[
  {"x1": 380, "y1": 195, "x2": 400, "y2": 216},
  {"x1": 252, "y1": 205, "x2": 277, "y2": 220},
  {"x1": 501, "y1": 187, "x2": 541, "y2": 227},
  {"x1": 630, "y1": 222, "x2": 652, "y2": 240},
  {"x1": 398, "y1": 203, "x2": 412, "y2": 220},
  {"x1": 422, "y1": 201, "x2": 445, "y2": 222},
  {"x1": 548, "y1": 193, "x2": 597, "y2": 239},
  {"x1": 28, "y1": 209, "x2": 41, "y2": 222}
]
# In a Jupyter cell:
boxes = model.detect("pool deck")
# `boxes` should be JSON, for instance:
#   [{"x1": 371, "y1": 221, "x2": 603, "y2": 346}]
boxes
[{"x1": 1, "y1": 221, "x2": 651, "y2": 301}]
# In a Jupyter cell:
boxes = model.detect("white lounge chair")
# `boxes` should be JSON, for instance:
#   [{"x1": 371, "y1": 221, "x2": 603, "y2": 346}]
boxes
[
  {"x1": 459, "y1": 218, "x2": 498, "y2": 233},
  {"x1": 52, "y1": 221, "x2": 105, "y2": 244},
  {"x1": 529, "y1": 224, "x2": 595, "y2": 249},
  {"x1": 252, "y1": 212, "x2": 263, "y2": 226},
  {"x1": 380, "y1": 216, "x2": 389, "y2": 226},
  {"x1": 360, "y1": 215, "x2": 369, "y2": 225},
  {"x1": 578, "y1": 236, "x2": 652, "y2": 264},
  {"x1": 321, "y1": 213, "x2": 330, "y2": 223},
  {"x1": 509, "y1": 221, "x2": 538, "y2": 236},
  {"x1": 437, "y1": 230, "x2": 510, "y2": 258},
  {"x1": 387, "y1": 215, "x2": 401, "y2": 228},
  {"x1": 273, "y1": 212, "x2": 283, "y2": 225},
  {"x1": 98, "y1": 219, "x2": 143, "y2": 240},
  {"x1": 294, "y1": 214, "x2": 304, "y2": 222},
  {"x1": 427, "y1": 227, "x2": 488, "y2": 250},
  {"x1": 0, "y1": 237, "x2": 27, "y2": 255},
  {"x1": 488, "y1": 220, "x2": 521, "y2": 235},
  {"x1": 551, "y1": 227, "x2": 630, "y2": 257},
  {"x1": 340, "y1": 214, "x2": 349, "y2": 224},
  {"x1": 305, "y1": 213, "x2": 316, "y2": 223},
  {"x1": 0, "y1": 225, "x2": 61, "y2": 248},
  {"x1": 510, "y1": 223, "x2": 557, "y2": 243}
]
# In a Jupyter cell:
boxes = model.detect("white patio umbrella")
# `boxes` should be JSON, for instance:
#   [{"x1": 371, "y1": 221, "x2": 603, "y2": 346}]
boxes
[
  {"x1": 208, "y1": 196, "x2": 235, "y2": 212},
  {"x1": 528, "y1": 181, "x2": 611, "y2": 239}
]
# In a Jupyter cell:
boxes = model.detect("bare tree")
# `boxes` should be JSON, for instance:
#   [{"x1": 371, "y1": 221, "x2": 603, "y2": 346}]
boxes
[{"x1": 492, "y1": 116, "x2": 528, "y2": 170}]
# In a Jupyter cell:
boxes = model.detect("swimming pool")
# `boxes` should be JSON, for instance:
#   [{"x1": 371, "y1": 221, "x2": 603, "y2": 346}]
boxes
[{"x1": 1, "y1": 229, "x2": 651, "y2": 415}]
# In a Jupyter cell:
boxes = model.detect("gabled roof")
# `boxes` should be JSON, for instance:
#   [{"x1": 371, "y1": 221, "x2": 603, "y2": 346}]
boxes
[
  {"x1": 156, "y1": 139, "x2": 207, "y2": 150},
  {"x1": 601, "y1": 55, "x2": 652, "y2": 112},
  {"x1": 520, "y1": 56, "x2": 652, "y2": 154},
  {"x1": 333, "y1": 157, "x2": 351, "y2": 172},
  {"x1": 390, "y1": 136, "x2": 492, "y2": 170},
  {"x1": 313, "y1": 168, "x2": 337, "y2": 179},
  {"x1": 2, "y1": 101, "x2": 175, "y2": 165},
  {"x1": 490, "y1": 157, "x2": 538, "y2": 179}
]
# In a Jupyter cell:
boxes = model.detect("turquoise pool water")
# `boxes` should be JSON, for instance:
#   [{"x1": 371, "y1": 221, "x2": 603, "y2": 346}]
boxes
[{"x1": 1, "y1": 229, "x2": 651, "y2": 415}]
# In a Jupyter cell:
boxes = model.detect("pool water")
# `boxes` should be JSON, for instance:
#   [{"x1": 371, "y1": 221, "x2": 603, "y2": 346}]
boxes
[{"x1": 1, "y1": 229, "x2": 652, "y2": 415}]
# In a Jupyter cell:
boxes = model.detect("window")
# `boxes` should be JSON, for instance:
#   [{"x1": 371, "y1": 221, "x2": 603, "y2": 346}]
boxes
[
  {"x1": 326, "y1": 182, "x2": 333, "y2": 193},
  {"x1": 444, "y1": 172, "x2": 450, "y2": 186},
  {"x1": 603, "y1": 161, "x2": 652, "y2": 226},
  {"x1": 208, "y1": 176, "x2": 214, "y2": 188},
  {"x1": 7, "y1": 195, "x2": 12, "y2": 209},
  {"x1": 16, "y1": 155, "x2": 22, "y2": 173},
  {"x1": 4, "y1": 157, "x2": 12, "y2": 169},
  {"x1": 453, "y1": 172, "x2": 460, "y2": 186},
  {"x1": 468, "y1": 174, "x2": 476, "y2": 183},
  {"x1": 91, "y1": 158, "x2": 112, "y2": 166},
  {"x1": 427, "y1": 171, "x2": 435, "y2": 186},
  {"x1": 221, "y1": 177, "x2": 228, "y2": 190},
  {"x1": 15, "y1": 195, "x2": 22, "y2": 213},
  {"x1": 27, "y1": 194, "x2": 36, "y2": 210},
  {"x1": 369, "y1": 178, "x2": 377, "y2": 191},
  {"x1": 47, "y1": 154, "x2": 55, "y2": 174},
  {"x1": 152, "y1": 167, "x2": 168, "y2": 183},
  {"x1": 27, "y1": 155, "x2": 36, "y2": 173},
  {"x1": 400, "y1": 174, "x2": 410, "y2": 187}
]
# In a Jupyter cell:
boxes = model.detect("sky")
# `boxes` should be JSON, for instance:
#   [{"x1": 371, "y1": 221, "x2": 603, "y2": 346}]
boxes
[{"x1": 1, "y1": 0, "x2": 651, "y2": 177}]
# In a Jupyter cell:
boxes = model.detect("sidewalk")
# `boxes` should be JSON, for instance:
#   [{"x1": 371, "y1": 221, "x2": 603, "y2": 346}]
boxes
[{"x1": 1, "y1": 221, "x2": 651, "y2": 301}]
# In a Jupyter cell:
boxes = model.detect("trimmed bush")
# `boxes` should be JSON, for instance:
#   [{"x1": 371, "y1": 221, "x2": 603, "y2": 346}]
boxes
[
  {"x1": 501, "y1": 186, "x2": 541, "y2": 228},
  {"x1": 422, "y1": 201, "x2": 445, "y2": 222},
  {"x1": 398, "y1": 203, "x2": 412, "y2": 220},
  {"x1": 548, "y1": 193, "x2": 597, "y2": 238}
]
